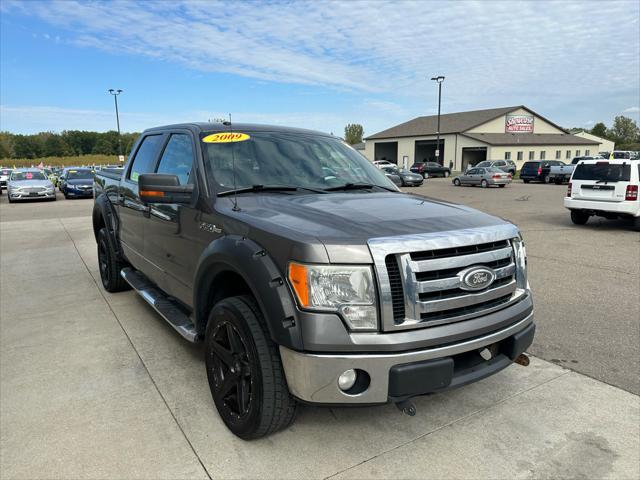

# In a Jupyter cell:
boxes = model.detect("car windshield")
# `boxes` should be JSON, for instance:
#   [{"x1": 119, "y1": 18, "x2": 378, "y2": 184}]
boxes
[
  {"x1": 67, "y1": 170, "x2": 94, "y2": 180},
  {"x1": 573, "y1": 162, "x2": 631, "y2": 182},
  {"x1": 487, "y1": 167, "x2": 504, "y2": 173},
  {"x1": 11, "y1": 171, "x2": 46, "y2": 181},
  {"x1": 202, "y1": 131, "x2": 394, "y2": 193},
  {"x1": 1, "y1": 169, "x2": 12, "y2": 175}
]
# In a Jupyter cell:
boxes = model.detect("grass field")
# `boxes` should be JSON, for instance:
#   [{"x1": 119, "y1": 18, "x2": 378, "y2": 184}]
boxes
[{"x1": 0, "y1": 154, "x2": 122, "y2": 168}]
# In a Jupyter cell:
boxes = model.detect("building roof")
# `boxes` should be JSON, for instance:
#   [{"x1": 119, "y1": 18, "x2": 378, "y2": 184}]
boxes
[
  {"x1": 365, "y1": 105, "x2": 568, "y2": 140},
  {"x1": 461, "y1": 132, "x2": 599, "y2": 146}
]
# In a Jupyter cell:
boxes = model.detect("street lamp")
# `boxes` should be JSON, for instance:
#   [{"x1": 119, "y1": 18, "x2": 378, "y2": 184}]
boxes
[
  {"x1": 108, "y1": 89, "x2": 123, "y2": 156},
  {"x1": 430, "y1": 76, "x2": 445, "y2": 165}
]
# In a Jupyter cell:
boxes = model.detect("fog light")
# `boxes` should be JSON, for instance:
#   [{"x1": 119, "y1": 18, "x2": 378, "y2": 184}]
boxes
[{"x1": 337, "y1": 369, "x2": 357, "y2": 391}]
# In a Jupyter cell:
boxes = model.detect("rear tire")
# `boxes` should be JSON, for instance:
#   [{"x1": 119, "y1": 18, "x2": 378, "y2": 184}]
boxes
[
  {"x1": 97, "y1": 227, "x2": 130, "y2": 292},
  {"x1": 523, "y1": 179, "x2": 530, "y2": 184},
  {"x1": 499, "y1": 184, "x2": 506, "y2": 188},
  {"x1": 481, "y1": 179, "x2": 488, "y2": 188},
  {"x1": 543, "y1": 175, "x2": 550, "y2": 184},
  {"x1": 570, "y1": 210, "x2": 590, "y2": 225},
  {"x1": 205, "y1": 295, "x2": 297, "y2": 440},
  {"x1": 633, "y1": 216, "x2": 640, "y2": 232},
  {"x1": 453, "y1": 178, "x2": 461, "y2": 186}
]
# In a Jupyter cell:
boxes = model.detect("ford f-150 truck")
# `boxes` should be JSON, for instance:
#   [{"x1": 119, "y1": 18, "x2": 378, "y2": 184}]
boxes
[{"x1": 93, "y1": 123, "x2": 535, "y2": 439}]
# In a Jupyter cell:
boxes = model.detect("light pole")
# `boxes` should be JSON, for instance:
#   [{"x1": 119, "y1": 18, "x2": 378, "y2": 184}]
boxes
[
  {"x1": 108, "y1": 89, "x2": 123, "y2": 156},
  {"x1": 430, "y1": 76, "x2": 445, "y2": 165}
]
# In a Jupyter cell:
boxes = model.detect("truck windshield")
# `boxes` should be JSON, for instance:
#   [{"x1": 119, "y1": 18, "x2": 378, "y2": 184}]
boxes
[
  {"x1": 572, "y1": 163, "x2": 631, "y2": 182},
  {"x1": 202, "y1": 131, "x2": 394, "y2": 193}
]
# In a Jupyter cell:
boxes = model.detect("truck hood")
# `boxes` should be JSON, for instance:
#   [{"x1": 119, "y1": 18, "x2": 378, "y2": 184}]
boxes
[{"x1": 220, "y1": 192, "x2": 511, "y2": 263}]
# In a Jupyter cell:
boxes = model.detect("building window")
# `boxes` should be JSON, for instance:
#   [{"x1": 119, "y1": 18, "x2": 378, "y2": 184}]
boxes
[
  {"x1": 576, "y1": 150, "x2": 581, "y2": 157},
  {"x1": 555, "y1": 150, "x2": 561, "y2": 159},
  {"x1": 540, "y1": 151, "x2": 546, "y2": 160},
  {"x1": 504, "y1": 152, "x2": 511, "y2": 160},
  {"x1": 529, "y1": 151, "x2": 535, "y2": 160},
  {"x1": 517, "y1": 151, "x2": 523, "y2": 161},
  {"x1": 585, "y1": 149, "x2": 590, "y2": 156},
  {"x1": 566, "y1": 150, "x2": 571, "y2": 159}
]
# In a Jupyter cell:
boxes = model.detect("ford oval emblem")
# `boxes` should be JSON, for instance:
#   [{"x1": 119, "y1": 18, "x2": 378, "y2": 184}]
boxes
[{"x1": 459, "y1": 266, "x2": 496, "y2": 291}]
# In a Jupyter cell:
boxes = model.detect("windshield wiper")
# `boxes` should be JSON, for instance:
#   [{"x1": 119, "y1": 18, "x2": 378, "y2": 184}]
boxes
[
  {"x1": 217, "y1": 184, "x2": 326, "y2": 197},
  {"x1": 324, "y1": 183, "x2": 397, "y2": 192}
]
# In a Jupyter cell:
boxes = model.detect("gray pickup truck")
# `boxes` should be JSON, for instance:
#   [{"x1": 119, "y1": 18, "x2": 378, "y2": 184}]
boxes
[{"x1": 93, "y1": 123, "x2": 535, "y2": 439}]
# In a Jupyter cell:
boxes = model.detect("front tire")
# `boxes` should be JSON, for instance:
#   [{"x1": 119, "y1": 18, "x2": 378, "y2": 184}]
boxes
[
  {"x1": 97, "y1": 227, "x2": 130, "y2": 292},
  {"x1": 205, "y1": 295, "x2": 297, "y2": 440},
  {"x1": 453, "y1": 178, "x2": 461, "y2": 186},
  {"x1": 443, "y1": 171, "x2": 450, "y2": 178},
  {"x1": 570, "y1": 210, "x2": 590, "y2": 225}
]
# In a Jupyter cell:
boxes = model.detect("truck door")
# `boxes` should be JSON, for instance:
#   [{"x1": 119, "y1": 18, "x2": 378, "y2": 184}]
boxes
[
  {"x1": 119, "y1": 133, "x2": 165, "y2": 269},
  {"x1": 143, "y1": 131, "x2": 210, "y2": 305}
]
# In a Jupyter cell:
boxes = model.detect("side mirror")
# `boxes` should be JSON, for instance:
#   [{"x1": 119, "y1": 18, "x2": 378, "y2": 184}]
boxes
[{"x1": 139, "y1": 173, "x2": 194, "y2": 204}]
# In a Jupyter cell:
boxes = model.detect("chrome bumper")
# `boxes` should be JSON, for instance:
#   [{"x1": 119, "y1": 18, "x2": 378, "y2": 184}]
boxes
[{"x1": 280, "y1": 312, "x2": 533, "y2": 404}]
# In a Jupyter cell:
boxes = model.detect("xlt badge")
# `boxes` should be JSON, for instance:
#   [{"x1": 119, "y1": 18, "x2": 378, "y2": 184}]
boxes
[{"x1": 199, "y1": 222, "x2": 222, "y2": 234}]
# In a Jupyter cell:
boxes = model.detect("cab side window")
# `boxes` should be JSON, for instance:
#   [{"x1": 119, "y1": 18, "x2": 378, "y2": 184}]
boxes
[
  {"x1": 156, "y1": 134, "x2": 194, "y2": 185},
  {"x1": 129, "y1": 134, "x2": 163, "y2": 183}
]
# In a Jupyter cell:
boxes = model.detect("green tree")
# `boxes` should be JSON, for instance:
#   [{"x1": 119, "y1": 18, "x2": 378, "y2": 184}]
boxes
[
  {"x1": 43, "y1": 134, "x2": 72, "y2": 157},
  {"x1": 0, "y1": 132, "x2": 15, "y2": 159},
  {"x1": 344, "y1": 123, "x2": 364, "y2": 145},
  {"x1": 610, "y1": 116, "x2": 640, "y2": 144},
  {"x1": 590, "y1": 122, "x2": 608, "y2": 138}
]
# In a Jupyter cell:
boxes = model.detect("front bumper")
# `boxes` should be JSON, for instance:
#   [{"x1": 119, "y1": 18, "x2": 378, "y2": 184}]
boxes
[
  {"x1": 65, "y1": 187, "x2": 93, "y2": 197},
  {"x1": 9, "y1": 191, "x2": 56, "y2": 200},
  {"x1": 564, "y1": 197, "x2": 640, "y2": 217},
  {"x1": 280, "y1": 313, "x2": 535, "y2": 404}
]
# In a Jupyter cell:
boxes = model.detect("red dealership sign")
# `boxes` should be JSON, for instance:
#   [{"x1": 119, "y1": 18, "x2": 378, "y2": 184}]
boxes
[{"x1": 505, "y1": 114, "x2": 534, "y2": 133}]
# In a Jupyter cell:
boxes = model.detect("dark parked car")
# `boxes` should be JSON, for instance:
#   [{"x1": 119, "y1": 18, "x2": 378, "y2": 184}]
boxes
[
  {"x1": 380, "y1": 165, "x2": 424, "y2": 186},
  {"x1": 475, "y1": 160, "x2": 517, "y2": 175},
  {"x1": 410, "y1": 161, "x2": 450, "y2": 178},
  {"x1": 60, "y1": 168, "x2": 94, "y2": 198},
  {"x1": 519, "y1": 160, "x2": 565, "y2": 183},
  {"x1": 93, "y1": 122, "x2": 534, "y2": 439}
]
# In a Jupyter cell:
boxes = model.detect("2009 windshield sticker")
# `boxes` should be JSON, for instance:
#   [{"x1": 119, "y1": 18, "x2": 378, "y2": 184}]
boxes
[{"x1": 202, "y1": 133, "x2": 250, "y2": 143}]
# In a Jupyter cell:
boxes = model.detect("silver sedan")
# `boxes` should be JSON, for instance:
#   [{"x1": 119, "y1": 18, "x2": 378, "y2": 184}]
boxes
[
  {"x1": 7, "y1": 168, "x2": 57, "y2": 202},
  {"x1": 452, "y1": 167, "x2": 512, "y2": 188}
]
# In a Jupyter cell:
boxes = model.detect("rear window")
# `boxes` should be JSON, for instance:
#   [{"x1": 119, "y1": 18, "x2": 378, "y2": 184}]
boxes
[
  {"x1": 573, "y1": 162, "x2": 631, "y2": 182},
  {"x1": 522, "y1": 162, "x2": 540, "y2": 169}
]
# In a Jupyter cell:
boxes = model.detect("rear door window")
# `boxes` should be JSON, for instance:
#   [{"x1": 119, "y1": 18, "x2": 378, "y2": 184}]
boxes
[
  {"x1": 156, "y1": 134, "x2": 194, "y2": 185},
  {"x1": 573, "y1": 163, "x2": 631, "y2": 182},
  {"x1": 129, "y1": 134, "x2": 163, "y2": 183}
]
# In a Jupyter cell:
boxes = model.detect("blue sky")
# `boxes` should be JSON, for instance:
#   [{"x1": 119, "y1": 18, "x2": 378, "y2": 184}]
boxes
[{"x1": 1, "y1": 0, "x2": 639, "y2": 136}]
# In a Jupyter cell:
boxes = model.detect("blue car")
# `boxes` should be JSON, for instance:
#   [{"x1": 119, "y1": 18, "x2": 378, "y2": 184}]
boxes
[{"x1": 60, "y1": 168, "x2": 94, "y2": 199}]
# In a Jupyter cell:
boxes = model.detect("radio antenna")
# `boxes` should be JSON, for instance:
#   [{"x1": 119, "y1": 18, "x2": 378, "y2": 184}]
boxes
[{"x1": 228, "y1": 113, "x2": 240, "y2": 212}]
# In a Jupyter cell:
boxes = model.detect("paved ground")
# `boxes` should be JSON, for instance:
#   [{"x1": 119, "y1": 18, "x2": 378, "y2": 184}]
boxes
[{"x1": 1, "y1": 184, "x2": 639, "y2": 479}]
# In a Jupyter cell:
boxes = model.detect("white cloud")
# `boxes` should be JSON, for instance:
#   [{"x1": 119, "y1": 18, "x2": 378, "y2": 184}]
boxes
[
  {"x1": 623, "y1": 106, "x2": 640, "y2": 113},
  {"x1": 3, "y1": 0, "x2": 638, "y2": 100}
]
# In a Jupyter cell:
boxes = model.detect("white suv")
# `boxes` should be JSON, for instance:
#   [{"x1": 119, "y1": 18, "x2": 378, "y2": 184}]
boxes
[{"x1": 564, "y1": 159, "x2": 640, "y2": 230}]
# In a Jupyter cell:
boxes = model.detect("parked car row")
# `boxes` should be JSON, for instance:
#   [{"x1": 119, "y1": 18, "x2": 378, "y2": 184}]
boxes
[{"x1": 2, "y1": 166, "x2": 99, "y2": 202}]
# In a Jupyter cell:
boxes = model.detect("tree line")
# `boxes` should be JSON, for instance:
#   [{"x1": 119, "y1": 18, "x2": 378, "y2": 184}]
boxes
[
  {"x1": 0, "y1": 130, "x2": 140, "y2": 159},
  {"x1": 574, "y1": 115, "x2": 640, "y2": 150}
]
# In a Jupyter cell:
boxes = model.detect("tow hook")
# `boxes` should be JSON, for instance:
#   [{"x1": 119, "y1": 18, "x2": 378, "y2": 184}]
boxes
[
  {"x1": 396, "y1": 399, "x2": 417, "y2": 416},
  {"x1": 515, "y1": 353, "x2": 530, "y2": 366}
]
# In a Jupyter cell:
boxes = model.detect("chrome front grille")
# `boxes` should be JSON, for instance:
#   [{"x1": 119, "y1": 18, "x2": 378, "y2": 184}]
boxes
[
  {"x1": 24, "y1": 187, "x2": 45, "y2": 193},
  {"x1": 369, "y1": 224, "x2": 525, "y2": 331}
]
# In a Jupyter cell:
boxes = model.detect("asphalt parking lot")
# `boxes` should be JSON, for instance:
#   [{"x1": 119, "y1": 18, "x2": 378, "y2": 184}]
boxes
[{"x1": 1, "y1": 181, "x2": 638, "y2": 479}]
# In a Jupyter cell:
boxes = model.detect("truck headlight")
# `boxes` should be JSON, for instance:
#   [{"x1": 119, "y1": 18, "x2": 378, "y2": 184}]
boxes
[
  {"x1": 288, "y1": 263, "x2": 378, "y2": 331},
  {"x1": 512, "y1": 235, "x2": 528, "y2": 289}
]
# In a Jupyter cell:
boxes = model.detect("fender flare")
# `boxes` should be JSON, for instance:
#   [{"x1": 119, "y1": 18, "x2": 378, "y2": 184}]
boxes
[
  {"x1": 193, "y1": 235, "x2": 303, "y2": 351},
  {"x1": 92, "y1": 194, "x2": 124, "y2": 260}
]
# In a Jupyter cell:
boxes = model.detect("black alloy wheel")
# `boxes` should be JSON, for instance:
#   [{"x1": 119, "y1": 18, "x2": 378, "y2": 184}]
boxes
[
  {"x1": 205, "y1": 295, "x2": 297, "y2": 439},
  {"x1": 98, "y1": 235, "x2": 110, "y2": 288},
  {"x1": 209, "y1": 320, "x2": 253, "y2": 421},
  {"x1": 96, "y1": 227, "x2": 130, "y2": 292}
]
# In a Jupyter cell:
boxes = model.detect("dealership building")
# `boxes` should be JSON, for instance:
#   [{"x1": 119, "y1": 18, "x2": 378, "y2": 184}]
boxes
[{"x1": 363, "y1": 106, "x2": 601, "y2": 171}]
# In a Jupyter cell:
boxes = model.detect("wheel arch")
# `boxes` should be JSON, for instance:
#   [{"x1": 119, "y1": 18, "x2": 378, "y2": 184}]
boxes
[{"x1": 193, "y1": 236, "x2": 303, "y2": 351}]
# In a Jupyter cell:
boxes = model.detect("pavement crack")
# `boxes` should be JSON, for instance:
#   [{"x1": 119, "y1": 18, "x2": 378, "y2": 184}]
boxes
[
  {"x1": 323, "y1": 369, "x2": 570, "y2": 480},
  {"x1": 58, "y1": 219, "x2": 213, "y2": 480}
]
